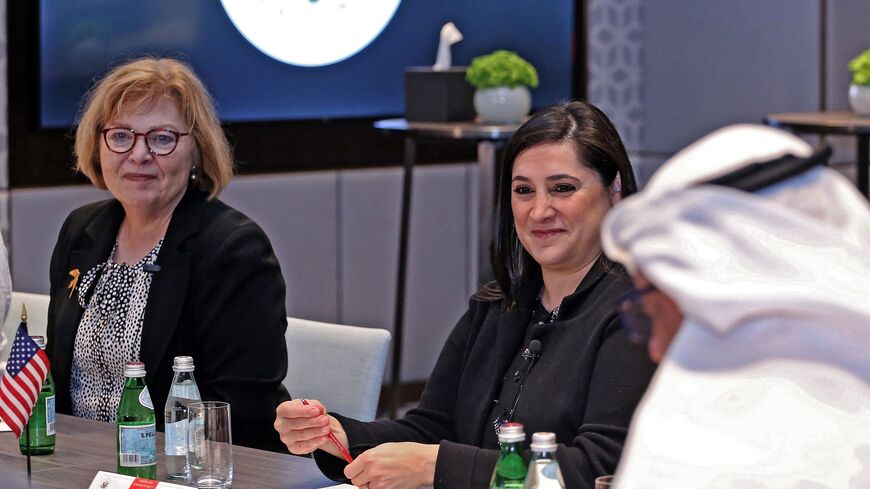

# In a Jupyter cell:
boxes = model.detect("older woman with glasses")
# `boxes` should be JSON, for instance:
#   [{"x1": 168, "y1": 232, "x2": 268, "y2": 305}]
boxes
[
  {"x1": 601, "y1": 125, "x2": 870, "y2": 487},
  {"x1": 275, "y1": 101, "x2": 656, "y2": 489},
  {"x1": 46, "y1": 57, "x2": 290, "y2": 451}
]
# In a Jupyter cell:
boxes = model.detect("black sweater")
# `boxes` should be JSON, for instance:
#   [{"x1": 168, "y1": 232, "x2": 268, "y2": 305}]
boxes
[{"x1": 316, "y1": 257, "x2": 656, "y2": 488}]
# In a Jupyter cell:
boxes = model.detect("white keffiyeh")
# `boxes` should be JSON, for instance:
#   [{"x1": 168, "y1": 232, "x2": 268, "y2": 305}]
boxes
[{"x1": 602, "y1": 125, "x2": 870, "y2": 488}]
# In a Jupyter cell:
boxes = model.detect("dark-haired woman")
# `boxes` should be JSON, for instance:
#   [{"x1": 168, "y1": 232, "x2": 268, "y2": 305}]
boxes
[{"x1": 274, "y1": 101, "x2": 656, "y2": 489}]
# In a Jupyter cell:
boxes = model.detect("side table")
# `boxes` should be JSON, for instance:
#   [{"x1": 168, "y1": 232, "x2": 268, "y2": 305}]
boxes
[
  {"x1": 764, "y1": 111, "x2": 870, "y2": 197},
  {"x1": 373, "y1": 118, "x2": 519, "y2": 417}
]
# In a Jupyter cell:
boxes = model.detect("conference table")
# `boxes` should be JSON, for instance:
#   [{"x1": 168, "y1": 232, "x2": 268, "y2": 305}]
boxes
[{"x1": 0, "y1": 414, "x2": 336, "y2": 488}]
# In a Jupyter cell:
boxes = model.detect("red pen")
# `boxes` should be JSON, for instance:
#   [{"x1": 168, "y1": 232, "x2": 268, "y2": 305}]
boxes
[{"x1": 301, "y1": 399, "x2": 354, "y2": 463}]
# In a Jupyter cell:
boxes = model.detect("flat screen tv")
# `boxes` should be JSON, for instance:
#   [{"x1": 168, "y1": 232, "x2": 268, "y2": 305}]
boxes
[{"x1": 40, "y1": 0, "x2": 575, "y2": 127}]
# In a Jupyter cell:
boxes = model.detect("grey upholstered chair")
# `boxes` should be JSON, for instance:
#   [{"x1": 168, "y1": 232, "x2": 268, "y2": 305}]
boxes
[
  {"x1": 283, "y1": 317, "x2": 391, "y2": 421},
  {"x1": 1, "y1": 292, "x2": 51, "y2": 367}
]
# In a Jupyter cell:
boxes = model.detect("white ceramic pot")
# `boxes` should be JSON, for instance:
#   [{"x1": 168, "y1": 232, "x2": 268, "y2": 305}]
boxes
[
  {"x1": 849, "y1": 84, "x2": 870, "y2": 116},
  {"x1": 473, "y1": 86, "x2": 532, "y2": 124}
]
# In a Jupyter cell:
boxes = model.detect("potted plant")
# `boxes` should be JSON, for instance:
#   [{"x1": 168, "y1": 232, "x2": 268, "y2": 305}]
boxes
[
  {"x1": 848, "y1": 49, "x2": 870, "y2": 116},
  {"x1": 466, "y1": 50, "x2": 539, "y2": 123}
]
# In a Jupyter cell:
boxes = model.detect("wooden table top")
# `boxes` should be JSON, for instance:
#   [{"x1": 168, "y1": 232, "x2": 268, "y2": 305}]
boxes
[
  {"x1": 374, "y1": 118, "x2": 519, "y2": 141},
  {"x1": 0, "y1": 414, "x2": 336, "y2": 489},
  {"x1": 765, "y1": 111, "x2": 870, "y2": 135}
]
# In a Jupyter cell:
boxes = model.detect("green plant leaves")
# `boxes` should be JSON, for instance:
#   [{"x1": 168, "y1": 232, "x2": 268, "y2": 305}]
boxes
[
  {"x1": 849, "y1": 49, "x2": 870, "y2": 86},
  {"x1": 466, "y1": 50, "x2": 539, "y2": 90}
]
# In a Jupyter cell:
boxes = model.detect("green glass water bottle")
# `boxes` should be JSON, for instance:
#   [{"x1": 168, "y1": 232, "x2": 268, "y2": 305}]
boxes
[
  {"x1": 116, "y1": 361, "x2": 157, "y2": 479},
  {"x1": 18, "y1": 336, "x2": 55, "y2": 455},
  {"x1": 490, "y1": 422, "x2": 528, "y2": 489}
]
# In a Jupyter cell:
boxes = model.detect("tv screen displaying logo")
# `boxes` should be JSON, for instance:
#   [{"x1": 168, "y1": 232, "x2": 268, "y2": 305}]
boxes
[{"x1": 39, "y1": 0, "x2": 573, "y2": 127}]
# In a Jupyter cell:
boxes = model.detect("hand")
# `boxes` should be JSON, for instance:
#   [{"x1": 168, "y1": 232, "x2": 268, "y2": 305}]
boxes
[
  {"x1": 274, "y1": 399, "x2": 349, "y2": 459},
  {"x1": 344, "y1": 442, "x2": 439, "y2": 489}
]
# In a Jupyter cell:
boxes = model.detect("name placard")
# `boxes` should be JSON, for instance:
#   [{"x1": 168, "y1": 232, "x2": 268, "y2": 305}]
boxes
[{"x1": 87, "y1": 471, "x2": 188, "y2": 489}]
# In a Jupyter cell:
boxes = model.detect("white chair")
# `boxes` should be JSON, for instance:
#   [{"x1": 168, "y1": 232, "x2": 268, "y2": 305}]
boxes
[
  {"x1": 1, "y1": 292, "x2": 51, "y2": 362},
  {"x1": 284, "y1": 317, "x2": 391, "y2": 421}
]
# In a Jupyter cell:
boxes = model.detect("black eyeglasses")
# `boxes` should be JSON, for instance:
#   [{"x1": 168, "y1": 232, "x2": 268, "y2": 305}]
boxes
[
  {"x1": 619, "y1": 285, "x2": 657, "y2": 345},
  {"x1": 101, "y1": 127, "x2": 190, "y2": 156},
  {"x1": 493, "y1": 342, "x2": 541, "y2": 435}
]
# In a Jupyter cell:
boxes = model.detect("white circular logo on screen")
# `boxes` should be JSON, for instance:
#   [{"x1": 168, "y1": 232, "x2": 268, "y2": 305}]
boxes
[{"x1": 221, "y1": 0, "x2": 402, "y2": 67}]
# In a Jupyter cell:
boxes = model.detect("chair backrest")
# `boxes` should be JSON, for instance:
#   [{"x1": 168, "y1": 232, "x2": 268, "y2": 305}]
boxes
[
  {"x1": 1, "y1": 292, "x2": 51, "y2": 363},
  {"x1": 284, "y1": 317, "x2": 391, "y2": 421}
]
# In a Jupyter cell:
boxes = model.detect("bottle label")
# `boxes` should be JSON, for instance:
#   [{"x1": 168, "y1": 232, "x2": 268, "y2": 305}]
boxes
[
  {"x1": 45, "y1": 395, "x2": 56, "y2": 436},
  {"x1": 119, "y1": 423, "x2": 157, "y2": 467},
  {"x1": 138, "y1": 387, "x2": 153, "y2": 410},
  {"x1": 164, "y1": 420, "x2": 188, "y2": 456}
]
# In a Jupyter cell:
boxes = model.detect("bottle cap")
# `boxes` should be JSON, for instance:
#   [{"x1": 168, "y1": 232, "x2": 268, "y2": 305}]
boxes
[
  {"x1": 172, "y1": 356, "x2": 195, "y2": 372},
  {"x1": 530, "y1": 432, "x2": 557, "y2": 452},
  {"x1": 497, "y1": 422, "x2": 525, "y2": 443},
  {"x1": 30, "y1": 335, "x2": 46, "y2": 349},
  {"x1": 124, "y1": 361, "x2": 146, "y2": 377}
]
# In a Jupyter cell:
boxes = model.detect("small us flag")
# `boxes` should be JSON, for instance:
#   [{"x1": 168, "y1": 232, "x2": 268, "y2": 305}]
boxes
[{"x1": 0, "y1": 322, "x2": 50, "y2": 437}]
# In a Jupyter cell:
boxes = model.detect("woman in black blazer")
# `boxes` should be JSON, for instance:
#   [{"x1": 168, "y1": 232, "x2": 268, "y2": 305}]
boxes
[
  {"x1": 275, "y1": 102, "x2": 656, "y2": 488},
  {"x1": 46, "y1": 57, "x2": 289, "y2": 452}
]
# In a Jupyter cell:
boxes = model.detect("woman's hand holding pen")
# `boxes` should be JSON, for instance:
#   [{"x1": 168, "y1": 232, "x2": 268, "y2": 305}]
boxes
[
  {"x1": 274, "y1": 399, "x2": 350, "y2": 460},
  {"x1": 344, "y1": 442, "x2": 439, "y2": 489}
]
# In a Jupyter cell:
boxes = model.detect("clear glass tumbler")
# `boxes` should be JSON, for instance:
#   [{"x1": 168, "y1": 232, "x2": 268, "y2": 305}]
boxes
[{"x1": 187, "y1": 401, "x2": 233, "y2": 488}]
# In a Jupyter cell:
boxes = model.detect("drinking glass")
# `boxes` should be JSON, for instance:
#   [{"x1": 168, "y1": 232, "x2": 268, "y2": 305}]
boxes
[
  {"x1": 594, "y1": 475, "x2": 615, "y2": 489},
  {"x1": 187, "y1": 401, "x2": 233, "y2": 488}
]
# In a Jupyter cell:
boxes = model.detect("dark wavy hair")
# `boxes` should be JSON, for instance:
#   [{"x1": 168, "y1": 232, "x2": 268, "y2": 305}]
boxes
[{"x1": 481, "y1": 100, "x2": 637, "y2": 307}]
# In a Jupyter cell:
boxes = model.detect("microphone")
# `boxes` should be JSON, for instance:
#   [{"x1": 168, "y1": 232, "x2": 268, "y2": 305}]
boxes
[
  {"x1": 522, "y1": 339, "x2": 542, "y2": 360},
  {"x1": 529, "y1": 339, "x2": 542, "y2": 358},
  {"x1": 516, "y1": 340, "x2": 543, "y2": 381},
  {"x1": 142, "y1": 263, "x2": 161, "y2": 273}
]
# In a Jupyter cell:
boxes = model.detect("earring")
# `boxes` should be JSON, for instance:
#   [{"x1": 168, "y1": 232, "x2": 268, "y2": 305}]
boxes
[{"x1": 190, "y1": 166, "x2": 197, "y2": 181}]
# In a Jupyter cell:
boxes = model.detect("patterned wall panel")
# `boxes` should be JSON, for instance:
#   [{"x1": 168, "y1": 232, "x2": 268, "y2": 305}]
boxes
[
  {"x1": 587, "y1": 0, "x2": 643, "y2": 151},
  {"x1": 0, "y1": 0, "x2": 9, "y2": 244}
]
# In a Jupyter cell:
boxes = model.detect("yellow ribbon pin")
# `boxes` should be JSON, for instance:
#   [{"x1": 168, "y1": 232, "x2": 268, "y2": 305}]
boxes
[{"x1": 68, "y1": 268, "x2": 80, "y2": 298}]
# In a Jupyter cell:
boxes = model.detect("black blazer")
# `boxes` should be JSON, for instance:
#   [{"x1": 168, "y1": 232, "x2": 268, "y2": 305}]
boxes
[{"x1": 46, "y1": 187, "x2": 291, "y2": 452}]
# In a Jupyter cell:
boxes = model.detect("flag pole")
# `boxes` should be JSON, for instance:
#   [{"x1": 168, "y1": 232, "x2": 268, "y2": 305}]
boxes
[
  {"x1": 25, "y1": 421, "x2": 32, "y2": 478},
  {"x1": 21, "y1": 304, "x2": 32, "y2": 479}
]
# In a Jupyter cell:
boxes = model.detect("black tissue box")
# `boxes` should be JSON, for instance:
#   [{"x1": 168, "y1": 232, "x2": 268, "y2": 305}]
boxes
[{"x1": 404, "y1": 67, "x2": 475, "y2": 122}]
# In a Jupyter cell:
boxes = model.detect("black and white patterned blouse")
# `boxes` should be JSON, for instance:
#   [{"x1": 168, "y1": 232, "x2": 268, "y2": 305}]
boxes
[{"x1": 70, "y1": 239, "x2": 163, "y2": 422}]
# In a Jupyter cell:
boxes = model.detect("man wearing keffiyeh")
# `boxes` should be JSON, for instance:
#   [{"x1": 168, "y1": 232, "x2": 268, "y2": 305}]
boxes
[{"x1": 601, "y1": 125, "x2": 870, "y2": 488}]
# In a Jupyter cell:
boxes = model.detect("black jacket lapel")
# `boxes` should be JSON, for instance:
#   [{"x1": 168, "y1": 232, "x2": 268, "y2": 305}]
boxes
[
  {"x1": 52, "y1": 201, "x2": 124, "y2": 413},
  {"x1": 462, "y1": 281, "x2": 538, "y2": 446},
  {"x1": 139, "y1": 188, "x2": 203, "y2": 388}
]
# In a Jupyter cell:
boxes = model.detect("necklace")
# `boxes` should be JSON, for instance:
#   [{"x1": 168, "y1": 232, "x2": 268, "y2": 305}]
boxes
[
  {"x1": 534, "y1": 296, "x2": 560, "y2": 324},
  {"x1": 546, "y1": 304, "x2": 560, "y2": 323}
]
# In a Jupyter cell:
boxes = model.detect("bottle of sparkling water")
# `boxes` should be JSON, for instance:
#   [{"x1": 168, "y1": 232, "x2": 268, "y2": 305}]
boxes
[
  {"x1": 18, "y1": 336, "x2": 55, "y2": 455},
  {"x1": 117, "y1": 361, "x2": 157, "y2": 479},
  {"x1": 523, "y1": 432, "x2": 565, "y2": 489},
  {"x1": 490, "y1": 422, "x2": 528, "y2": 489},
  {"x1": 164, "y1": 356, "x2": 201, "y2": 481}
]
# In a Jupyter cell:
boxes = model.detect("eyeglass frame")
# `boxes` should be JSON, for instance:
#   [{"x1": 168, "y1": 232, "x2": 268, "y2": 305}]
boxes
[
  {"x1": 100, "y1": 127, "x2": 191, "y2": 156},
  {"x1": 618, "y1": 285, "x2": 657, "y2": 345},
  {"x1": 492, "y1": 346, "x2": 541, "y2": 435}
]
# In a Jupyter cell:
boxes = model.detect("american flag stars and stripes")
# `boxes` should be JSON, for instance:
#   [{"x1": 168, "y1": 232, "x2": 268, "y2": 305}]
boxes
[{"x1": 0, "y1": 323, "x2": 50, "y2": 437}]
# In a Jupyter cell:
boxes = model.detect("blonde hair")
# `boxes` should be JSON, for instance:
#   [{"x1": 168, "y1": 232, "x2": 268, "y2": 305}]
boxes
[{"x1": 75, "y1": 57, "x2": 233, "y2": 199}]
